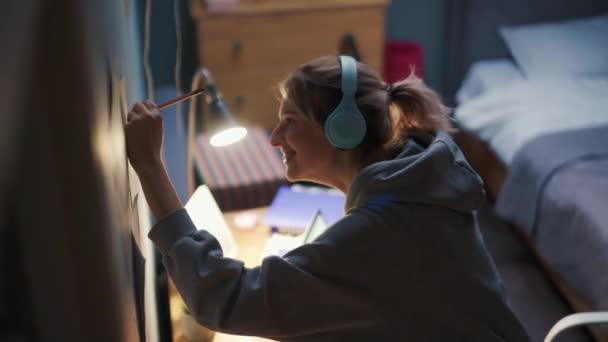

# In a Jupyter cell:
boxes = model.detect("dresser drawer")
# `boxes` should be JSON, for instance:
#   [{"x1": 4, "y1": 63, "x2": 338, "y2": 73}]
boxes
[{"x1": 198, "y1": 7, "x2": 385, "y2": 74}]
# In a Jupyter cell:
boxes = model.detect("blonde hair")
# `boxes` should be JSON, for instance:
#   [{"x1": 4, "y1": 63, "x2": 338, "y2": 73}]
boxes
[{"x1": 279, "y1": 56, "x2": 453, "y2": 153}]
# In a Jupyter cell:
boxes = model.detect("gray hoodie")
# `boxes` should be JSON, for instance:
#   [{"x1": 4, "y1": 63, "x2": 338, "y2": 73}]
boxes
[{"x1": 149, "y1": 131, "x2": 530, "y2": 341}]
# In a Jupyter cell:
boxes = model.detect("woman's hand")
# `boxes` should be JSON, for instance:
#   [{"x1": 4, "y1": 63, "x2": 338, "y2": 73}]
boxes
[
  {"x1": 125, "y1": 100, "x2": 183, "y2": 220},
  {"x1": 125, "y1": 100, "x2": 163, "y2": 174}
]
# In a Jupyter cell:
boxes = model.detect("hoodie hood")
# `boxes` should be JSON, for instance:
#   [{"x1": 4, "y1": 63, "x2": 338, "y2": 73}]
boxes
[{"x1": 345, "y1": 131, "x2": 485, "y2": 214}]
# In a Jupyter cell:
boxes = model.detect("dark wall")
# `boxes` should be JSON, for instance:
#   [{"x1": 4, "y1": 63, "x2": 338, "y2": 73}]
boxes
[
  {"x1": 138, "y1": 0, "x2": 197, "y2": 95},
  {"x1": 2, "y1": 1, "x2": 154, "y2": 340},
  {"x1": 386, "y1": 0, "x2": 448, "y2": 95},
  {"x1": 135, "y1": 0, "x2": 193, "y2": 202}
]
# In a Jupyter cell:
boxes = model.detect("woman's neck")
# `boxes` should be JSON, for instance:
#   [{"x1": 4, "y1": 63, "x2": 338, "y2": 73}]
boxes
[{"x1": 324, "y1": 147, "x2": 391, "y2": 195}]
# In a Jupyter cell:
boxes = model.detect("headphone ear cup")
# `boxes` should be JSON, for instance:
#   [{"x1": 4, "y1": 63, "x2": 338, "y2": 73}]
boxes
[
  {"x1": 324, "y1": 55, "x2": 366, "y2": 149},
  {"x1": 324, "y1": 109, "x2": 366, "y2": 149}
]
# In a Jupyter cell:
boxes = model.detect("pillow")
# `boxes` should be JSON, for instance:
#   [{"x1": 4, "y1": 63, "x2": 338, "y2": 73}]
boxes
[
  {"x1": 454, "y1": 77, "x2": 608, "y2": 163},
  {"x1": 456, "y1": 59, "x2": 524, "y2": 105},
  {"x1": 500, "y1": 14, "x2": 608, "y2": 78}
]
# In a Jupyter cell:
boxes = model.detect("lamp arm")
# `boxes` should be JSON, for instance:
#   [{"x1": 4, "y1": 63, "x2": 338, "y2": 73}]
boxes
[{"x1": 186, "y1": 68, "x2": 210, "y2": 196}]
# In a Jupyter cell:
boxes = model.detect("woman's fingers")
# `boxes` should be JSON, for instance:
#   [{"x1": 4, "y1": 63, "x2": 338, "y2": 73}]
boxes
[
  {"x1": 143, "y1": 99, "x2": 157, "y2": 110},
  {"x1": 134, "y1": 102, "x2": 150, "y2": 114},
  {"x1": 125, "y1": 100, "x2": 164, "y2": 173},
  {"x1": 128, "y1": 100, "x2": 159, "y2": 123},
  {"x1": 127, "y1": 106, "x2": 141, "y2": 122}
]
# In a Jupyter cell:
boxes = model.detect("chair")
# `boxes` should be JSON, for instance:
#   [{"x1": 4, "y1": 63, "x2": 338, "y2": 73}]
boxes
[{"x1": 545, "y1": 312, "x2": 608, "y2": 342}]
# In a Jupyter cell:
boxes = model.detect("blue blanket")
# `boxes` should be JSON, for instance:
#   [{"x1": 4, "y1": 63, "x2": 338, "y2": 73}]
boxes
[{"x1": 495, "y1": 125, "x2": 608, "y2": 312}]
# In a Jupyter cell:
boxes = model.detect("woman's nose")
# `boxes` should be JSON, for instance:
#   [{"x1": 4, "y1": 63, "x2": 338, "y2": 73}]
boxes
[{"x1": 269, "y1": 125, "x2": 282, "y2": 147}]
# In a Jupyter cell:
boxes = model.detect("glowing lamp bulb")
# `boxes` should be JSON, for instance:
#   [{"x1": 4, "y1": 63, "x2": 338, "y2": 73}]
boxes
[{"x1": 209, "y1": 127, "x2": 247, "y2": 147}]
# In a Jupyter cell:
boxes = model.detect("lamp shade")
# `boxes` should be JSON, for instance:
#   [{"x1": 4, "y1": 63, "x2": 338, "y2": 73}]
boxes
[
  {"x1": 187, "y1": 67, "x2": 248, "y2": 195},
  {"x1": 202, "y1": 69, "x2": 247, "y2": 147}
]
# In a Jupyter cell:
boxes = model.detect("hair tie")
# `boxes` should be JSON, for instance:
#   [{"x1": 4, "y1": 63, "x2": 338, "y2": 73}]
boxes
[{"x1": 386, "y1": 83, "x2": 395, "y2": 100}]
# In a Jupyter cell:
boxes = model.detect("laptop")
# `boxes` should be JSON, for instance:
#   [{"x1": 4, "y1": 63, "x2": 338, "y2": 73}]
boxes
[
  {"x1": 185, "y1": 185, "x2": 238, "y2": 258},
  {"x1": 262, "y1": 210, "x2": 330, "y2": 258},
  {"x1": 301, "y1": 210, "x2": 329, "y2": 244}
]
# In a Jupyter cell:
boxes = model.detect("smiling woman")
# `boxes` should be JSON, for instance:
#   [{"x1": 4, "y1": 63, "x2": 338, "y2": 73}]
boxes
[{"x1": 126, "y1": 55, "x2": 531, "y2": 341}]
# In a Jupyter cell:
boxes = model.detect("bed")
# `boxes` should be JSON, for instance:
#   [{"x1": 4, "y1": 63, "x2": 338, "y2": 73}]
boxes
[{"x1": 444, "y1": 0, "x2": 608, "y2": 340}]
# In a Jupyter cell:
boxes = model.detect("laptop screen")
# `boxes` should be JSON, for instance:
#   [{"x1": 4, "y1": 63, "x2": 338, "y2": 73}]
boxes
[{"x1": 302, "y1": 210, "x2": 329, "y2": 244}]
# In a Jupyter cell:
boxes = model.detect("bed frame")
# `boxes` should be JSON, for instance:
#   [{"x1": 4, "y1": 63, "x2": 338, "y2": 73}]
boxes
[{"x1": 444, "y1": 0, "x2": 608, "y2": 199}]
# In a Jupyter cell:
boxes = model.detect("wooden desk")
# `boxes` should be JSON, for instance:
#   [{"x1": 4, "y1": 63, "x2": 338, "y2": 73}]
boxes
[
  {"x1": 170, "y1": 207, "x2": 276, "y2": 342},
  {"x1": 222, "y1": 207, "x2": 272, "y2": 267}
]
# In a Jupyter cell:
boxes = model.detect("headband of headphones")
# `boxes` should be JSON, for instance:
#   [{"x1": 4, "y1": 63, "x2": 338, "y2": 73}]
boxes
[{"x1": 323, "y1": 55, "x2": 367, "y2": 149}]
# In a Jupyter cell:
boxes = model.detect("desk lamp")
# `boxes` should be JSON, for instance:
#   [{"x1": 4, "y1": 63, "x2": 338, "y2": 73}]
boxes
[{"x1": 186, "y1": 68, "x2": 247, "y2": 195}]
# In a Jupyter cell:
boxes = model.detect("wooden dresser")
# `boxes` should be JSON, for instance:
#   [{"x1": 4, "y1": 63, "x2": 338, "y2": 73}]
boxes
[{"x1": 189, "y1": 0, "x2": 389, "y2": 131}]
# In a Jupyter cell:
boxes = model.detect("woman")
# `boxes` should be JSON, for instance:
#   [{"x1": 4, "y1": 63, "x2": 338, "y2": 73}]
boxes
[{"x1": 126, "y1": 56, "x2": 529, "y2": 341}]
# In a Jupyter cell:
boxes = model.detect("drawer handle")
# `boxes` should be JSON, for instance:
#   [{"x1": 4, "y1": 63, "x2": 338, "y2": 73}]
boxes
[
  {"x1": 234, "y1": 95, "x2": 246, "y2": 109},
  {"x1": 338, "y1": 32, "x2": 362, "y2": 62},
  {"x1": 232, "y1": 40, "x2": 242, "y2": 59}
]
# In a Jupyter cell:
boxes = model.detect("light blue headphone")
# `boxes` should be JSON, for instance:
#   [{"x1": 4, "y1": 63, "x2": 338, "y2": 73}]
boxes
[{"x1": 324, "y1": 55, "x2": 367, "y2": 149}]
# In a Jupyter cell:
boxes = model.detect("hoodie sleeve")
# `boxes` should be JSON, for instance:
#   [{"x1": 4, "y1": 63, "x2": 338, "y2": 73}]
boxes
[{"x1": 149, "y1": 209, "x2": 374, "y2": 339}]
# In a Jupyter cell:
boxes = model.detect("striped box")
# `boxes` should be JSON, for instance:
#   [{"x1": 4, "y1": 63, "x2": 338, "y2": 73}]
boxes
[{"x1": 192, "y1": 127, "x2": 288, "y2": 211}]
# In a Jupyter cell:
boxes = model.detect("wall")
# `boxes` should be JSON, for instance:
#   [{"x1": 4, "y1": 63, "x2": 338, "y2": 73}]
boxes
[
  {"x1": 137, "y1": 0, "x2": 197, "y2": 95},
  {"x1": 385, "y1": 0, "x2": 448, "y2": 96},
  {"x1": 2, "y1": 1, "x2": 159, "y2": 340},
  {"x1": 135, "y1": 0, "x2": 194, "y2": 202}
]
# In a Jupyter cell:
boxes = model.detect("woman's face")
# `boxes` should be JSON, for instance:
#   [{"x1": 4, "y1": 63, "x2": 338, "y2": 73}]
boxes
[{"x1": 269, "y1": 98, "x2": 336, "y2": 183}]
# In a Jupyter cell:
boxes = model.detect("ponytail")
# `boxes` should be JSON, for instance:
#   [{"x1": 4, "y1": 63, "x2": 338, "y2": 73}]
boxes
[{"x1": 384, "y1": 73, "x2": 454, "y2": 148}]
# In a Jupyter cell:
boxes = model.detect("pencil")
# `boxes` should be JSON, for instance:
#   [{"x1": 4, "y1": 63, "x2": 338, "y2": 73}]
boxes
[{"x1": 157, "y1": 88, "x2": 205, "y2": 110}]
